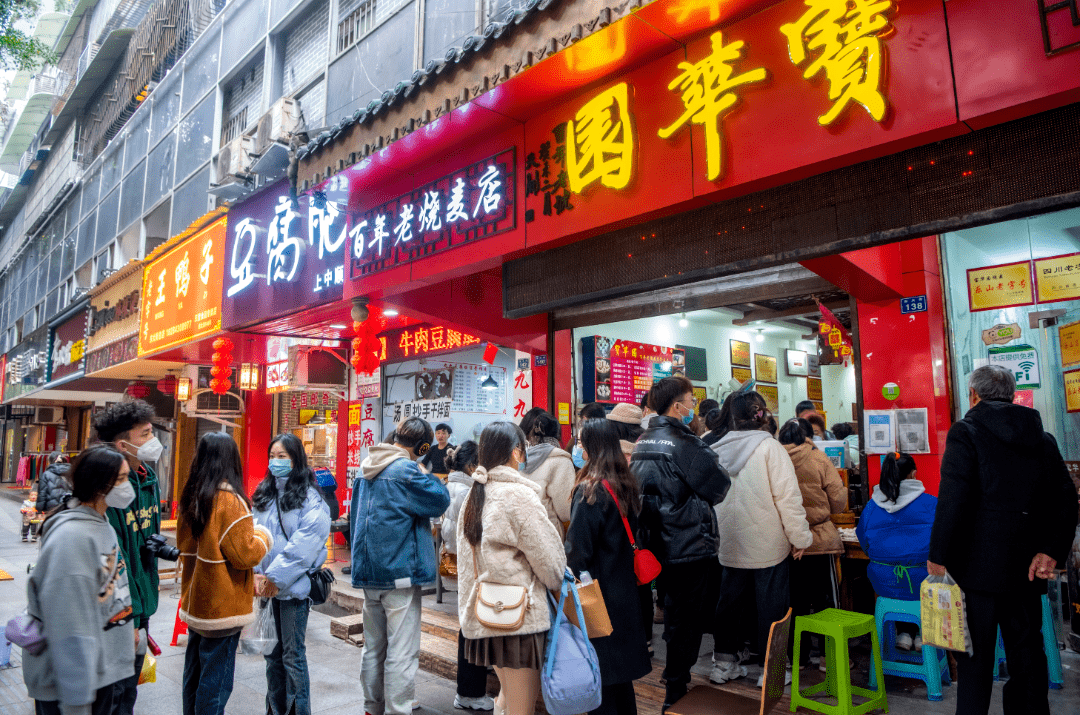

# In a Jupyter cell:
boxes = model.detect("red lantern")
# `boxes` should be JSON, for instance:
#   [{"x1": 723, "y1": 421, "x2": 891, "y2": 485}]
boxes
[
  {"x1": 210, "y1": 378, "x2": 232, "y2": 394},
  {"x1": 126, "y1": 381, "x2": 150, "y2": 400},
  {"x1": 156, "y1": 375, "x2": 177, "y2": 395},
  {"x1": 212, "y1": 337, "x2": 234, "y2": 352},
  {"x1": 210, "y1": 364, "x2": 230, "y2": 378},
  {"x1": 212, "y1": 352, "x2": 231, "y2": 367}
]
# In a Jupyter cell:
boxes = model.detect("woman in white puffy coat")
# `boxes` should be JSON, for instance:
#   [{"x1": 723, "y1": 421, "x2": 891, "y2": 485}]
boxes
[{"x1": 439, "y1": 441, "x2": 493, "y2": 711}]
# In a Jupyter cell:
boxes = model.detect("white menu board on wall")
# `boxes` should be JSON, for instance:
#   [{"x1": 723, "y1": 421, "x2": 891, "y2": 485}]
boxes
[{"x1": 450, "y1": 364, "x2": 508, "y2": 414}]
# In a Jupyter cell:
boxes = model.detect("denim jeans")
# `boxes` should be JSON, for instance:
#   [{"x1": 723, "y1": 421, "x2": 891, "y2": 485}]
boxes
[
  {"x1": 266, "y1": 598, "x2": 312, "y2": 715},
  {"x1": 182, "y1": 630, "x2": 241, "y2": 715},
  {"x1": 362, "y1": 586, "x2": 423, "y2": 715}
]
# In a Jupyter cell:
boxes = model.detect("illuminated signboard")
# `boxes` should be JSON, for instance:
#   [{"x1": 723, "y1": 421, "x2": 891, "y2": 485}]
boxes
[
  {"x1": 48, "y1": 309, "x2": 88, "y2": 382},
  {"x1": 222, "y1": 180, "x2": 346, "y2": 331},
  {"x1": 349, "y1": 150, "x2": 516, "y2": 279},
  {"x1": 139, "y1": 218, "x2": 227, "y2": 356},
  {"x1": 380, "y1": 324, "x2": 484, "y2": 363}
]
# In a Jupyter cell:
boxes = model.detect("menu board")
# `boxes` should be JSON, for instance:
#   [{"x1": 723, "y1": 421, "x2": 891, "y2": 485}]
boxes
[
  {"x1": 755, "y1": 354, "x2": 778, "y2": 384},
  {"x1": 582, "y1": 336, "x2": 684, "y2": 404},
  {"x1": 450, "y1": 364, "x2": 507, "y2": 414}
]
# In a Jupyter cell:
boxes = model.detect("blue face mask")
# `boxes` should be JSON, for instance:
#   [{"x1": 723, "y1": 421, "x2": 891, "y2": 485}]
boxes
[
  {"x1": 268, "y1": 458, "x2": 292, "y2": 478},
  {"x1": 679, "y1": 402, "x2": 694, "y2": 426},
  {"x1": 571, "y1": 444, "x2": 586, "y2": 468}
]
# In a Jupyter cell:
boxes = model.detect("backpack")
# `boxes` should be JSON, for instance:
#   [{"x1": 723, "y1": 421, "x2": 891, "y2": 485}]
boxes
[{"x1": 541, "y1": 568, "x2": 602, "y2": 715}]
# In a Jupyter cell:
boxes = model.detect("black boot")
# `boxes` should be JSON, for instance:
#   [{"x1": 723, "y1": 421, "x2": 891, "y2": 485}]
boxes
[{"x1": 341, "y1": 565, "x2": 351, "y2": 575}]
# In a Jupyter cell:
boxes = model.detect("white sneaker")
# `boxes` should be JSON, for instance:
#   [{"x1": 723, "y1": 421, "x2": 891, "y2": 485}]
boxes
[
  {"x1": 896, "y1": 633, "x2": 914, "y2": 651},
  {"x1": 709, "y1": 656, "x2": 748, "y2": 684},
  {"x1": 913, "y1": 636, "x2": 923, "y2": 650},
  {"x1": 756, "y1": 668, "x2": 792, "y2": 687},
  {"x1": 412, "y1": 701, "x2": 421, "y2": 710},
  {"x1": 454, "y1": 695, "x2": 495, "y2": 711}
]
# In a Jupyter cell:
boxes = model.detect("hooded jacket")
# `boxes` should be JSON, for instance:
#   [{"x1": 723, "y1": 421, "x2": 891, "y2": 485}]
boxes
[
  {"x1": 23, "y1": 504, "x2": 136, "y2": 708},
  {"x1": 630, "y1": 416, "x2": 730, "y2": 564},
  {"x1": 856, "y1": 480, "x2": 937, "y2": 600},
  {"x1": 712, "y1": 431, "x2": 813, "y2": 569},
  {"x1": 784, "y1": 442, "x2": 847, "y2": 555},
  {"x1": 36, "y1": 462, "x2": 71, "y2": 512},
  {"x1": 350, "y1": 443, "x2": 451, "y2": 590},
  {"x1": 457, "y1": 465, "x2": 566, "y2": 639},
  {"x1": 178, "y1": 484, "x2": 274, "y2": 633},
  {"x1": 930, "y1": 399, "x2": 1077, "y2": 594},
  {"x1": 254, "y1": 479, "x2": 331, "y2": 600},
  {"x1": 441, "y1": 470, "x2": 475, "y2": 555},
  {"x1": 106, "y1": 463, "x2": 161, "y2": 628},
  {"x1": 521, "y1": 442, "x2": 576, "y2": 534}
]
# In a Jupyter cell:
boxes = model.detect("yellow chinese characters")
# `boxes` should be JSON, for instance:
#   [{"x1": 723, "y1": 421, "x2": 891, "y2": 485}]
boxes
[
  {"x1": 658, "y1": 31, "x2": 767, "y2": 182},
  {"x1": 566, "y1": 83, "x2": 635, "y2": 194},
  {"x1": 780, "y1": 0, "x2": 896, "y2": 126}
]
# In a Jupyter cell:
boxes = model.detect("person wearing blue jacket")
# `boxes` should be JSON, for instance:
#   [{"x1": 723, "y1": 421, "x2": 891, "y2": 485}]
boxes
[
  {"x1": 352, "y1": 417, "x2": 451, "y2": 715},
  {"x1": 253, "y1": 433, "x2": 332, "y2": 715},
  {"x1": 856, "y1": 452, "x2": 937, "y2": 648}
]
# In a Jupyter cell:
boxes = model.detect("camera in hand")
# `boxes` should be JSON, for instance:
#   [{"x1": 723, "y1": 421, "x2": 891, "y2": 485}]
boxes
[{"x1": 143, "y1": 533, "x2": 180, "y2": 562}]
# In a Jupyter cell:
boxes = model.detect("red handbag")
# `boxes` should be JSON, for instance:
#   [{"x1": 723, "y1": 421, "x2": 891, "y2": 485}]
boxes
[{"x1": 602, "y1": 480, "x2": 662, "y2": 585}]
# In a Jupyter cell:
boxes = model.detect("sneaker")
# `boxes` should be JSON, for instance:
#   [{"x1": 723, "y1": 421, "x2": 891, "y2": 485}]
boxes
[
  {"x1": 896, "y1": 633, "x2": 914, "y2": 651},
  {"x1": 22, "y1": 536, "x2": 28, "y2": 542},
  {"x1": 342, "y1": 565, "x2": 352, "y2": 575},
  {"x1": 913, "y1": 635, "x2": 923, "y2": 650},
  {"x1": 709, "y1": 655, "x2": 748, "y2": 684},
  {"x1": 454, "y1": 695, "x2": 494, "y2": 711},
  {"x1": 413, "y1": 701, "x2": 421, "y2": 710},
  {"x1": 736, "y1": 646, "x2": 752, "y2": 664},
  {"x1": 756, "y1": 668, "x2": 792, "y2": 687}
]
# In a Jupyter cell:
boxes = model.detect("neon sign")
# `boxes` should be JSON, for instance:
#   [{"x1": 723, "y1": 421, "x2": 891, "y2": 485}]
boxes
[
  {"x1": 380, "y1": 324, "x2": 484, "y2": 363},
  {"x1": 566, "y1": 83, "x2": 635, "y2": 194}
]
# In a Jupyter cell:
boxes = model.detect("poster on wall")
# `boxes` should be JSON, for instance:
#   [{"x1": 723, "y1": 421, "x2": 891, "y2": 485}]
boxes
[
  {"x1": 1061, "y1": 321, "x2": 1080, "y2": 368},
  {"x1": 757, "y1": 385, "x2": 779, "y2": 414},
  {"x1": 966, "y1": 261, "x2": 1034, "y2": 312},
  {"x1": 755, "y1": 354, "x2": 777, "y2": 384},
  {"x1": 732, "y1": 367, "x2": 752, "y2": 383},
  {"x1": 987, "y1": 344, "x2": 1040, "y2": 390},
  {"x1": 412, "y1": 370, "x2": 453, "y2": 400},
  {"x1": 1065, "y1": 370, "x2": 1080, "y2": 413},
  {"x1": 389, "y1": 398, "x2": 453, "y2": 423},
  {"x1": 692, "y1": 386, "x2": 708, "y2": 405},
  {"x1": 896, "y1": 408, "x2": 930, "y2": 454},
  {"x1": 785, "y1": 349, "x2": 808, "y2": 377},
  {"x1": 865, "y1": 410, "x2": 896, "y2": 454},
  {"x1": 581, "y1": 336, "x2": 682, "y2": 404},
  {"x1": 730, "y1": 340, "x2": 751, "y2": 368},
  {"x1": 807, "y1": 354, "x2": 821, "y2": 378},
  {"x1": 807, "y1": 377, "x2": 823, "y2": 402},
  {"x1": 1034, "y1": 252, "x2": 1080, "y2": 304}
]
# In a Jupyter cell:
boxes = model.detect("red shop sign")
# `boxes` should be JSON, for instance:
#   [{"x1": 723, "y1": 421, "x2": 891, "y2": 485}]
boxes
[{"x1": 380, "y1": 324, "x2": 484, "y2": 363}]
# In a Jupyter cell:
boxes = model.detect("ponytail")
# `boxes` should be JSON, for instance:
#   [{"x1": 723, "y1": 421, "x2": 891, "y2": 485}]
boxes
[
  {"x1": 461, "y1": 483, "x2": 485, "y2": 547},
  {"x1": 880, "y1": 451, "x2": 916, "y2": 503}
]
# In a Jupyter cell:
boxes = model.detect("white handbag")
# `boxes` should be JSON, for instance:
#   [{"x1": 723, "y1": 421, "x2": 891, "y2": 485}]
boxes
[{"x1": 472, "y1": 552, "x2": 528, "y2": 631}]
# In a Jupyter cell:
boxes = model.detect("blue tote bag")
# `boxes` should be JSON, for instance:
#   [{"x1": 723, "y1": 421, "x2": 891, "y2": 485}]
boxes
[{"x1": 541, "y1": 568, "x2": 602, "y2": 715}]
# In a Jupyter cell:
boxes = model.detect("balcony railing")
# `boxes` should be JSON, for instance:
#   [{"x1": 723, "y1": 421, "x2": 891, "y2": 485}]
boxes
[{"x1": 337, "y1": 0, "x2": 376, "y2": 54}]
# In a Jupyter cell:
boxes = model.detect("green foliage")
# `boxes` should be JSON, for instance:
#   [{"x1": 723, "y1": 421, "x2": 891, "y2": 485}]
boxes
[{"x1": 0, "y1": 0, "x2": 58, "y2": 71}]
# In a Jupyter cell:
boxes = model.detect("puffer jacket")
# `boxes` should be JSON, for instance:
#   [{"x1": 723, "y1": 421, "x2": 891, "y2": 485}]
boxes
[
  {"x1": 784, "y1": 442, "x2": 847, "y2": 554},
  {"x1": 350, "y1": 443, "x2": 451, "y2": 590},
  {"x1": 36, "y1": 463, "x2": 71, "y2": 512},
  {"x1": 520, "y1": 443, "x2": 576, "y2": 535},
  {"x1": 712, "y1": 431, "x2": 813, "y2": 569},
  {"x1": 630, "y1": 416, "x2": 730, "y2": 564},
  {"x1": 254, "y1": 480, "x2": 331, "y2": 600},
  {"x1": 441, "y1": 471, "x2": 474, "y2": 555},
  {"x1": 857, "y1": 480, "x2": 937, "y2": 600},
  {"x1": 457, "y1": 465, "x2": 566, "y2": 639}
]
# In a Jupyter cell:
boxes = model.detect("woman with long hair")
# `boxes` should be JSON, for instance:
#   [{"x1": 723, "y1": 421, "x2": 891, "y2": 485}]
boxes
[
  {"x1": 177, "y1": 432, "x2": 274, "y2": 715},
  {"x1": 458, "y1": 422, "x2": 566, "y2": 715},
  {"x1": 22, "y1": 445, "x2": 137, "y2": 715},
  {"x1": 519, "y1": 410, "x2": 577, "y2": 534},
  {"x1": 710, "y1": 391, "x2": 811, "y2": 686},
  {"x1": 252, "y1": 433, "x2": 331, "y2": 715},
  {"x1": 565, "y1": 419, "x2": 651, "y2": 715}
]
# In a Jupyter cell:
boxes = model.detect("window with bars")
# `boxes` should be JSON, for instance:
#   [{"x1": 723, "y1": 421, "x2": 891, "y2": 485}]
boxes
[
  {"x1": 337, "y1": 0, "x2": 377, "y2": 54},
  {"x1": 221, "y1": 107, "x2": 248, "y2": 145}
]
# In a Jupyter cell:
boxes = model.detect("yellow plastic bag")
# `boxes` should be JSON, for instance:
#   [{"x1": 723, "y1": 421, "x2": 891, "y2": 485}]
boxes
[
  {"x1": 137, "y1": 653, "x2": 156, "y2": 685},
  {"x1": 920, "y1": 572, "x2": 973, "y2": 655}
]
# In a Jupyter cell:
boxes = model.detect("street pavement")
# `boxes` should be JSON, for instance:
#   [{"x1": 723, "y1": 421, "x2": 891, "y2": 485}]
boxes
[{"x1": 1, "y1": 489, "x2": 1078, "y2": 714}]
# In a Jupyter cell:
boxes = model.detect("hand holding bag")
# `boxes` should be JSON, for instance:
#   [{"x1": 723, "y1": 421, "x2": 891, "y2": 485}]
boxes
[
  {"x1": 239, "y1": 598, "x2": 278, "y2": 655},
  {"x1": 472, "y1": 551, "x2": 528, "y2": 631},
  {"x1": 920, "y1": 571, "x2": 973, "y2": 655},
  {"x1": 4, "y1": 612, "x2": 46, "y2": 655},
  {"x1": 541, "y1": 568, "x2": 602, "y2": 715},
  {"x1": 602, "y1": 480, "x2": 662, "y2": 585},
  {"x1": 561, "y1": 577, "x2": 613, "y2": 638}
]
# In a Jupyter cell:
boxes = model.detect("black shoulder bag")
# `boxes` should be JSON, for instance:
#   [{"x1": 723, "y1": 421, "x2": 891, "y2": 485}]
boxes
[{"x1": 276, "y1": 499, "x2": 336, "y2": 605}]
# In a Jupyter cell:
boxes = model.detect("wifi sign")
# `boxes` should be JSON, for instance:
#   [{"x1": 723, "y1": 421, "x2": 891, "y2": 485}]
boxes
[{"x1": 987, "y1": 346, "x2": 1041, "y2": 389}]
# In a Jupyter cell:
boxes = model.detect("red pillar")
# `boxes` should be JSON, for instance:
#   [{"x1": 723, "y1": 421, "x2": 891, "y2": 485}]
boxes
[
  {"x1": 553, "y1": 329, "x2": 574, "y2": 445},
  {"x1": 243, "y1": 388, "x2": 274, "y2": 496}
]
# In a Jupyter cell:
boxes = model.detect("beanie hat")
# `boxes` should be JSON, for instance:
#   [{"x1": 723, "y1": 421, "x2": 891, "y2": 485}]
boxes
[{"x1": 607, "y1": 403, "x2": 643, "y2": 425}]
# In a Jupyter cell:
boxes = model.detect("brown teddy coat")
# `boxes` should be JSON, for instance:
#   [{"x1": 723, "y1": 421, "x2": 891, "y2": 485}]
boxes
[
  {"x1": 784, "y1": 442, "x2": 848, "y2": 555},
  {"x1": 178, "y1": 484, "x2": 274, "y2": 633},
  {"x1": 457, "y1": 465, "x2": 566, "y2": 639}
]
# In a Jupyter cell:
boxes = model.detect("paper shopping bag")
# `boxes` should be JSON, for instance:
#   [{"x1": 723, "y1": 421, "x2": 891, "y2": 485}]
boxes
[
  {"x1": 562, "y1": 579, "x2": 613, "y2": 639},
  {"x1": 920, "y1": 572, "x2": 973, "y2": 655}
]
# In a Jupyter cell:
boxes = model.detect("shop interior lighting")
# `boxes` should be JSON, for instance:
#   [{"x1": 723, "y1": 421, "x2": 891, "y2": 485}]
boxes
[
  {"x1": 480, "y1": 375, "x2": 499, "y2": 391},
  {"x1": 678, "y1": 313, "x2": 688, "y2": 328},
  {"x1": 756, "y1": 329, "x2": 765, "y2": 343},
  {"x1": 176, "y1": 376, "x2": 192, "y2": 401}
]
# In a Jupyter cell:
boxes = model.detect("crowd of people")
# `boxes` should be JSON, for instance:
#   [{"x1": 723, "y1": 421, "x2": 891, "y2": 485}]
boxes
[{"x1": 14, "y1": 364, "x2": 1077, "y2": 715}]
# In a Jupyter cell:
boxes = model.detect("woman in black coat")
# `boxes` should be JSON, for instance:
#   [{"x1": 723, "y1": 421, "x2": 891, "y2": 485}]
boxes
[{"x1": 565, "y1": 418, "x2": 652, "y2": 715}]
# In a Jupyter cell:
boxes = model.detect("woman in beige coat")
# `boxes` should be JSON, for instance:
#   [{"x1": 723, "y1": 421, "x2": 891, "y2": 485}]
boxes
[
  {"x1": 779, "y1": 418, "x2": 847, "y2": 668},
  {"x1": 458, "y1": 422, "x2": 566, "y2": 715}
]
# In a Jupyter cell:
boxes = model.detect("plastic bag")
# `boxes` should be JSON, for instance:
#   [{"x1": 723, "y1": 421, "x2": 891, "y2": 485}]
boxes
[
  {"x1": 920, "y1": 572, "x2": 973, "y2": 656},
  {"x1": 239, "y1": 598, "x2": 277, "y2": 655},
  {"x1": 137, "y1": 654, "x2": 156, "y2": 685}
]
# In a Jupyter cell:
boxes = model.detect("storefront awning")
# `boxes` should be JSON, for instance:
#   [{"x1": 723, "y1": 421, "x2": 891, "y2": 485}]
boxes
[{"x1": 8, "y1": 375, "x2": 131, "y2": 406}]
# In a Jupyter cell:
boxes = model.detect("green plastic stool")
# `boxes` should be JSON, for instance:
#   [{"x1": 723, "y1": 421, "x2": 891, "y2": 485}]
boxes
[{"x1": 791, "y1": 609, "x2": 889, "y2": 714}]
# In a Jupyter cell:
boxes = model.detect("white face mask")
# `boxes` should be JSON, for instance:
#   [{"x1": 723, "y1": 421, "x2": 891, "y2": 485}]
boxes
[
  {"x1": 105, "y1": 479, "x2": 136, "y2": 509},
  {"x1": 128, "y1": 436, "x2": 163, "y2": 463}
]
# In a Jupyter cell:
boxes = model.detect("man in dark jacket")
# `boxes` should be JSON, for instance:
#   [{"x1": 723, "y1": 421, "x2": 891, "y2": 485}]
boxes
[
  {"x1": 631, "y1": 376, "x2": 730, "y2": 710},
  {"x1": 35, "y1": 452, "x2": 71, "y2": 512},
  {"x1": 929, "y1": 365, "x2": 1077, "y2": 715}
]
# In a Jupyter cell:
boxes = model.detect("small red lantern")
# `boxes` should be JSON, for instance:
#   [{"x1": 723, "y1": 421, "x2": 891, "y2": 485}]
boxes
[
  {"x1": 210, "y1": 364, "x2": 231, "y2": 378},
  {"x1": 212, "y1": 352, "x2": 232, "y2": 367},
  {"x1": 156, "y1": 375, "x2": 177, "y2": 395},
  {"x1": 210, "y1": 377, "x2": 232, "y2": 394},
  {"x1": 126, "y1": 381, "x2": 151, "y2": 400},
  {"x1": 212, "y1": 337, "x2": 234, "y2": 352}
]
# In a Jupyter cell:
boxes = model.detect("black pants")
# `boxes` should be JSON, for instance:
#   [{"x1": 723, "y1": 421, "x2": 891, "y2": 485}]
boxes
[
  {"x1": 661, "y1": 558, "x2": 719, "y2": 700},
  {"x1": 456, "y1": 630, "x2": 488, "y2": 698},
  {"x1": 589, "y1": 682, "x2": 638, "y2": 715},
  {"x1": 955, "y1": 587, "x2": 1049, "y2": 715},
  {"x1": 36, "y1": 684, "x2": 118, "y2": 715},
  {"x1": 789, "y1": 556, "x2": 833, "y2": 665},
  {"x1": 115, "y1": 649, "x2": 145, "y2": 715},
  {"x1": 713, "y1": 558, "x2": 791, "y2": 667}
]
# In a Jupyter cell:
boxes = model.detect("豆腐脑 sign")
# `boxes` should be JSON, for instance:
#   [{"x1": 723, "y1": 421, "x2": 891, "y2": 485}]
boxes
[
  {"x1": 139, "y1": 218, "x2": 227, "y2": 356},
  {"x1": 988, "y1": 344, "x2": 1040, "y2": 390},
  {"x1": 967, "y1": 261, "x2": 1034, "y2": 312},
  {"x1": 1034, "y1": 252, "x2": 1080, "y2": 304}
]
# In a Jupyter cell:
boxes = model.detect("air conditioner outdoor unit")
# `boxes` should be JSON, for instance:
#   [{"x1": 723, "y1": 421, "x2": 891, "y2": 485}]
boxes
[
  {"x1": 254, "y1": 98, "x2": 300, "y2": 155},
  {"x1": 35, "y1": 406, "x2": 64, "y2": 424},
  {"x1": 215, "y1": 135, "x2": 255, "y2": 184}
]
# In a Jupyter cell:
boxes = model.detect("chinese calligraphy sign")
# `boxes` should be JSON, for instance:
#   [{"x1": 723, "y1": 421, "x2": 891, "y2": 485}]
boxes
[
  {"x1": 566, "y1": 83, "x2": 635, "y2": 194},
  {"x1": 385, "y1": 324, "x2": 482, "y2": 362},
  {"x1": 966, "y1": 261, "x2": 1034, "y2": 312},
  {"x1": 1034, "y1": 252, "x2": 1080, "y2": 304}
]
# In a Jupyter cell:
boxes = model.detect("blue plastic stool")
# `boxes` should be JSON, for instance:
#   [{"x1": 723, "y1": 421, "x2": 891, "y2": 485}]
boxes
[
  {"x1": 870, "y1": 597, "x2": 950, "y2": 701},
  {"x1": 993, "y1": 594, "x2": 1063, "y2": 689}
]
